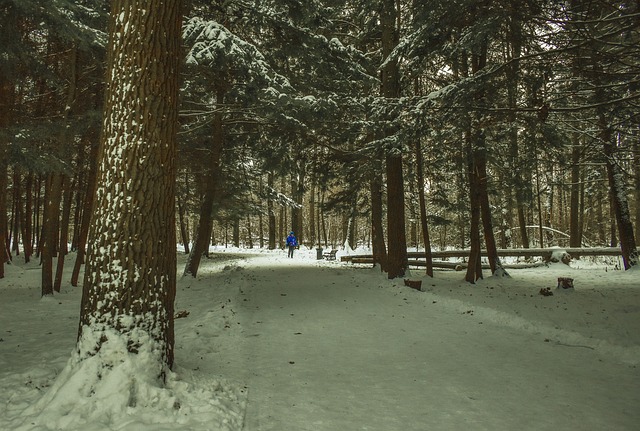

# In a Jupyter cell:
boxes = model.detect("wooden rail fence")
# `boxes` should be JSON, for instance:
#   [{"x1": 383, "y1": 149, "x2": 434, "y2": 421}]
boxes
[{"x1": 340, "y1": 247, "x2": 622, "y2": 270}]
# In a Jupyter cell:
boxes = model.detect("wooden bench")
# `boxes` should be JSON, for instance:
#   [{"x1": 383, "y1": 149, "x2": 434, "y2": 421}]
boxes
[{"x1": 323, "y1": 249, "x2": 339, "y2": 260}]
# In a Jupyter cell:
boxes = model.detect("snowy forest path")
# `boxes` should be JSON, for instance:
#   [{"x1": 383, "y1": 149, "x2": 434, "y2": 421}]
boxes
[{"x1": 200, "y1": 254, "x2": 639, "y2": 431}]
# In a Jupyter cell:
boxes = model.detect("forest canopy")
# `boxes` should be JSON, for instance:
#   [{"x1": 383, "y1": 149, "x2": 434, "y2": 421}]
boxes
[{"x1": 1, "y1": 0, "x2": 638, "y2": 283}]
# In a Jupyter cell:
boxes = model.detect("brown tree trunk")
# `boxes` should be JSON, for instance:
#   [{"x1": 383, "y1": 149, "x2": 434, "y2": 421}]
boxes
[
  {"x1": 233, "y1": 218, "x2": 240, "y2": 247},
  {"x1": 635, "y1": 134, "x2": 640, "y2": 242},
  {"x1": 505, "y1": 15, "x2": 530, "y2": 249},
  {"x1": 71, "y1": 145, "x2": 86, "y2": 252},
  {"x1": 23, "y1": 171, "x2": 34, "y2": 263},
  {"x1": 71, "y1": 141, "x2": 99, "y2": 287},
  {"x1": 291, "y1": 160, "x2": 305, "y2": 246},
  {"x1": 246, "y1": 215, "x2": 253, "y2": 248},
  {"x1": 183, "y1": 90, "x2": 224, "y2": 277},
  {"x1": 465, "y1": 131, "x2": 483, "y2": 283},
  {"x1": 0, "y1": 157, "x2": 6, "y2": 279},
  {"x1": 321, "y1": 188, "x2": 328, "y2": 248},
  {"x1": 569, "y1": 135, "x2": 582, "y2": 248},
  {"x1": 34, "y1": 175, "x2": 42, "y2": 258},
  {"x1": 79, "y1": 0, "x2": 182, "y2": 370},
  {"x1": 11, "y1": 168, "x2": 20, "y2": 256},
  {"x1": 177, "y1": 193, "x2": 190, "y2": 254},
  {"x1": 382, "y1": 0, "x2": 407, "y2": 279},
  {"x1": 54, "y1": 176, "x2": 74, "y2": 292},
  {"x1": 415, "y1": 140, "x2": 433, "y2": 277},
  {"x1": 41, "y1": 173, "x2": 61, "y2": 296},
  {"x1": 370, "y1": 169, "x2": 387, "y2": 271},
  {"x1": 309, "y1": 171, "x2": 316, "y2": 248},
  {"x1": 601, "y1": 119, "x2": 638, "y2": 268},
  {"x1": 0, "y1": 71, "x2": 13, "y2": 277},
  {"x1": 268, "y1": 172, "x2": 276, "y2": 249}
]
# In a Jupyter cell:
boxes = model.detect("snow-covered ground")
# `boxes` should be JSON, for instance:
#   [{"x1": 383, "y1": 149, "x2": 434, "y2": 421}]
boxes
[{"x1": 0, "y1": 247, "x2": 638, "y2": 430}]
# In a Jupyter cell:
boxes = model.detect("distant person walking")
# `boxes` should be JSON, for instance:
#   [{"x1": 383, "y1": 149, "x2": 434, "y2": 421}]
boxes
[{"x1": 286, "y1": 231, "x2": 298, "y2": 258}]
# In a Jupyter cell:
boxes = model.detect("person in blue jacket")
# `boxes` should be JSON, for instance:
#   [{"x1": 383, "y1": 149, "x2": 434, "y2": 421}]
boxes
[{"x1": 286, "y1": 231, "x2": 298, "y2": 258}]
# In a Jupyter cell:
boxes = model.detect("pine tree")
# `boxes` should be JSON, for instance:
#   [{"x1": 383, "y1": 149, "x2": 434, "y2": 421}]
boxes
[{"x1": 78, "y1": 0, "x2": 182, "y2": 372}]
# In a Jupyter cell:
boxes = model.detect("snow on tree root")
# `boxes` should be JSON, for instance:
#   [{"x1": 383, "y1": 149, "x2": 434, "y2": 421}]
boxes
[{"x1": 6, "y1": 327, "x2": 247, "y2": 431}]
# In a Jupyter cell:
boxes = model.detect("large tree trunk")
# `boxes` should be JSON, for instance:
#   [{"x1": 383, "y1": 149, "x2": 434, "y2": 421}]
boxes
[
  {"x1": 79, "y1": 0, "x2": 182, "y2": 371},
  {"x1": 381, "y1": 0, "x2": 407, "y2": 279}
]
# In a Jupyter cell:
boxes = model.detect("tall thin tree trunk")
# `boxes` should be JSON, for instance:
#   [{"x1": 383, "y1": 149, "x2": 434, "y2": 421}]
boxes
[
  {"x1": 183, "y1": 90, "x2": 224, "y2": 277},
  {"x1": 415, "y1": 140, "x2": 433, "y2": 277},
  {"x1": 0, "y1": 157, "x2": 6, "y2": 279},
  {"x1": 601, "y1": 120, "x2": 638, "y2": 268},
  {"x1": 569, "y1": 135, "x2": 582, "y2": 247},
  {"x1": 465, "y1": 131, "x2": 483, "y2": 283},
  {"x1": 54, "y1": 176, "x2": 74, "y2": 292},
  {"x1": 258, "y1": 176, "x2": 264, "y2": 249},
  {"x1": 321, "y1": 189, "x2": 328, "y2": 248},
  {"x1": 71, "y1": 145, "x2": 86, "y2": 252},
  {"x1": 11, "y1": 168, "x2": 20, "y2": 256},
  {"x1": 382, "y1": 0, "x2": 406, "y2": 279},
  {"x1": 24, "y1": 171, "x2": 34, "y2": 263},
  {"x1": 535, "y1": 160, "x2": 545, "y2": 248},
  {"x1": 71, "y1": 141, "x2": 99, "y2": 287},
  {"x1": 41, "y1": 173, "x2": 61, "y2": 296},
  {"x1": 634, "y1": 133, "x2": 640, "y2": 242},
  {"x1": 177, "y1": 194, "x2": 190, "y2": 254},
  {"x1": 267, "y1": 172, "x2": 276, "y2": 249},
  {"x1": 370, "y1": 168, "x2": 387, "y2": 271},
  {"x1": 476, "y1": 131, "x2": 506, "y2": 276},
  {"x1": 309, "y1": 171, "x2": 316, "y2": 248},
  {"x1": 0, "y1": 71, "x2": 13, "y2": 277}
]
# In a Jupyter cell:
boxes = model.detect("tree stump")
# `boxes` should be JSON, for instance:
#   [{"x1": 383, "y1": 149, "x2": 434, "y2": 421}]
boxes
[
  {"x1": 404, "y1": 279, "x2": 423, "y2": 291},
  {"x1": 557, "y1": 277, "x2": 574, "y2": 289}
]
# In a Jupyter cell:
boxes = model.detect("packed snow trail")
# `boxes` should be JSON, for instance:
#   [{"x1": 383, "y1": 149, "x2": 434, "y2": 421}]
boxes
[{"x1": 175, "y1": 253, "x2": 639, "y2": 431}]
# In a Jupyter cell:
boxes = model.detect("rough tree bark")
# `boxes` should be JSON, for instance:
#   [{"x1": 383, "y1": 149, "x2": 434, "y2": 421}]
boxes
[
  {"x1": 78, "y1": 0, "x2": 182, "y2": 370},
  {"x1": 382, "y1": 0, "x2": 407, "y2": 279}
]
